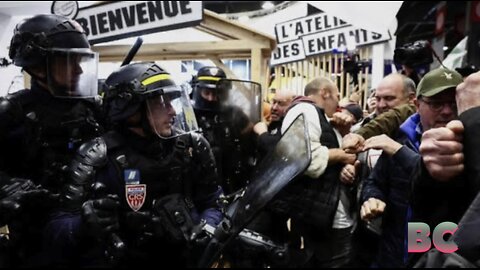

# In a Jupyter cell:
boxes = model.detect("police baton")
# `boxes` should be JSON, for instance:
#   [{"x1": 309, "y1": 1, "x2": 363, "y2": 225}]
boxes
[{"x1": 121, "y1": 37, "x2": 143, "y2": 67}]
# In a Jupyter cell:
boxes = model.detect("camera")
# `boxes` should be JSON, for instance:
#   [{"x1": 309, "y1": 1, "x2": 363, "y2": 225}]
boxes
[
  {"x1": 344, "y1": 54, "x2": 370, "y2": 74},
  {"x1": 394, "y1": 40, "x2": 433, "y2": 67},
  {"x1": 343, "y1": 53, "x2": 371, "y2": 86},
  {"x1": 455, "y1": 65, "x2": 479, "y2": 77}
]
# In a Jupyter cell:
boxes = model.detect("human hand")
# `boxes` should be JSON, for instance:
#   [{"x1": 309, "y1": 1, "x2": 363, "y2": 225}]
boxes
[
  {"x1": 340, "y1": 160, "x2": 361, "y2": 185},
  {"x1": 420, "y1": 120, "x2": 464, "y2": 181},
  {"x1": 456, "y1": 71, "x2": 480, "y2": 114},
  {"x1": 331, "y1": 111, "x2": 355, "y2": 129},
  {"x1": 0, "y1": 179, "x2": 59, "y2": 225},
  {"x1": 253, "y1": 122, "x2": 268, "y2": 135},
  {"x1": 363, "y1": 134, "x2": 402, "y2": 156},
  {"x1": 342, "y1": 133, "x2": 365, "y2": 154},
  {"x1": 82, "y1": 194, "x2": 120, "y2": 237},
  {"x1": 360, "y1": 198, "x2": 386, "y2": 221}
]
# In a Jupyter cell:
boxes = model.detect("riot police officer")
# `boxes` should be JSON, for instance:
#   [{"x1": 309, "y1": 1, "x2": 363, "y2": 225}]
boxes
[
  {"x1": 192, "y1": 66, "x2": 259, "y2": 195},
  {"x1": 81, "y1": 62, "x2": 223, "y2": 267},
  {"x1": 1, "y1": 14, "x2": 102, "y2": 266}
]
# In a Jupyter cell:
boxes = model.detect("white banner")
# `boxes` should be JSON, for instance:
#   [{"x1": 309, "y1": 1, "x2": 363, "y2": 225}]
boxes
[
  {"x1": 270, "y1": 39, "x2": 306, "y2": 66},
  {"x1": 75, "y1": 1, "x2": 203, "y2": 44},
  {"x1": 306, "y1": 2, "x2": 402, "y2": 35},
  {"x1": 302, "y1": 26, "x2": 391, "y2": 56},
  {"x1": 275, "y1": 12, "x2": 349, "y2": 43},
  {"x1": 271, "y1": 9, "x2": 392, "y2": 66}
]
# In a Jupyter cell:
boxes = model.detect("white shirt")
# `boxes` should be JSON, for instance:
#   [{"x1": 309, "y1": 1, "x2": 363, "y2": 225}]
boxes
[{"x1": 281, "y1": 102, "x2": 329, "y2": 179}]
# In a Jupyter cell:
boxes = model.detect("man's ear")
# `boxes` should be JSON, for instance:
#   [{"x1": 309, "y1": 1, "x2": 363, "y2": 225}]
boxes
[
  {"x1": 320, "y1": 88, "x2": 329, "y2": 98},
  {"x1": 408, "y1": 92, "x2": 416, "y2": 104},
  {"x1": 414, "y1": 98, "x2": 420, "y2": 111}
]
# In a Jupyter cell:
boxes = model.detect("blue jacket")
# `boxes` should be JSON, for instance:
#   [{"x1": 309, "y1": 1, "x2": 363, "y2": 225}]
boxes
[{"x1": 361, "y1": 113, "x2": 422, "y2": 267}]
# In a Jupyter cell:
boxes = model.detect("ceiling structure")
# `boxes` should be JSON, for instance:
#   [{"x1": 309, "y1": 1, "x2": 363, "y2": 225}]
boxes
[
  {"x1": 203, "y1": 1, "x2": 286, "y2": 14},
  {"x1": 0, "y1": 1, "x2": 467, "y2": 54},
  {"x1": 0, "y1": 1, "x2": 469, "y2": 62},
  {"x1": 395, "y1": 1, "x2": 467, "y2": 54},
  {"x1": 203, "y1": 1, "x2": 468, "y2": 55}
]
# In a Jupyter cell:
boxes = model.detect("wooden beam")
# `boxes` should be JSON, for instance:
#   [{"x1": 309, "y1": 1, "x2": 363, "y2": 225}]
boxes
[
  {"x1": 93, "y1": 40, "x2": 273, "y2": 63},
  {"x1": 261, "y1": 53, "x2": 269, "y2": 98},
  {"x1": 251, "y1": 48, "x2": 262, "y2": 86},
  {"x1": 194, "y1": 25, "x2": 234, "y2": 40},
  {"x1": 93, "y1": 39, "x2": 269, "y2": 57},
  {"x1": 198, "y1": 10, "x2": 276, "y2": 48},
  {"x1": 99, "y1": 52, "x2": 252, "y2": 62}
]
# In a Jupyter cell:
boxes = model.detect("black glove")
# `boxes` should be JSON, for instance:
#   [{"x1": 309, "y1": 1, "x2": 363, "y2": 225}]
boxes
[
  {"x1": 0, "y1": 178, "x2": 36, "y2": 198},
  {"x1": 0, "y1": 179, "x2": 59, "y2": 225},
  {"x1": 81, "y1": 194, "x2": 120, "y2": 239},
  {"x1": 189, "y1": 221, "x2": 211, "y2": 247},
  {"x1": 123, "y1": 211, "x2": 157, "y2": 243}
]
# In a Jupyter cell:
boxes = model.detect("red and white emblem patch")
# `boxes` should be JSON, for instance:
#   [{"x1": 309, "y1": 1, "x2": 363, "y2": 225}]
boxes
[{"x1": 125, "y1": 184, "x2": 146, "y2": 212}]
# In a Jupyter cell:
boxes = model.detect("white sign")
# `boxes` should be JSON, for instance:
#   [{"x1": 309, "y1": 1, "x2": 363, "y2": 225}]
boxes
[
  {"x1": 306, "y1": 1, "x2": 402, "y2": 35},
  {"x1": 302, "y1": 26, "x2": 390, "y2": 56},
  {"x1": 271, "y1": 39, "x2": 306, "y2": 66},
  {"x1": 75, "y1": 1, "x2": 203, "y2": 44},
  {"x1": 275, "y1": 12, "x2": 349, "y2": 43},
  {"x1": 271, "y1": 11, "x2": 391, "y2": 66}
]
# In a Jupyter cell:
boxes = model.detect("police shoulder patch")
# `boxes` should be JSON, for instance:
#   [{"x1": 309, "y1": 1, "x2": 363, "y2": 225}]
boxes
[{"x1": 125, "y1": 184, "x2": 146, "y2": 212}]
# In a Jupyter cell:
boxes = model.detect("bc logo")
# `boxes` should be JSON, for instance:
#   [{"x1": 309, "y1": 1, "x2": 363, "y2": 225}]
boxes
[{"x1": 408, "y1": 222, "x2": 458, "y2": 254}]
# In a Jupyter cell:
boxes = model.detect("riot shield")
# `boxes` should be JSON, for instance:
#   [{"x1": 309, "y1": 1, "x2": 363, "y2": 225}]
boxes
[
  {"x1": 193, "y1": 78, "x2": 261, "y2": 125},
  {"x1": 193, "y1": 79, "x2": 262, "y2": 194},
  {"x1": 219, "y1": 79, "x2": 261, "y2": 124},
  {"x1": 198, "y1": 114, "x2": 311, "y2": 267}
]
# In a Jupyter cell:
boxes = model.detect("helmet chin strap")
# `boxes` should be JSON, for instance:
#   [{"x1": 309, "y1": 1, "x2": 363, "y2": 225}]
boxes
[{"x1": 140, "y1": 107, "x2": 156, "y2": 138}]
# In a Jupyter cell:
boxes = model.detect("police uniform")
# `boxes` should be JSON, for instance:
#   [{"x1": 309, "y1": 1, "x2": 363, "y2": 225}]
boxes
[
  {"x1": 1, "y1": 14, "x2": 103, "y2": 267},
  {"x1": 84, "y1": 63, "x2": 223, "y2": 267},
  {"x1": 192, "y1": 67, "x2": 256, "y2": 194}
]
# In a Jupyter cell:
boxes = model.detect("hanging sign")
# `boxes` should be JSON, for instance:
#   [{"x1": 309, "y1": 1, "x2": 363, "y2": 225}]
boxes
[
  {"x1": 271, "y1": 11, "x2": 391, "y2": 66},
  {"x1": 71, "y1": 1, "x2": 203, "y2": 44}
]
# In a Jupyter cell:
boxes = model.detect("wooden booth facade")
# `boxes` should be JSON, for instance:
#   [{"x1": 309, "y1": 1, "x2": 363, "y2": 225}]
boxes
[
  {"x1": 92, "y1": 10, "x2": 277, "y2": 99},
  {"x1": 270, "y1": 46, "x2": 373, "y2": 110}
]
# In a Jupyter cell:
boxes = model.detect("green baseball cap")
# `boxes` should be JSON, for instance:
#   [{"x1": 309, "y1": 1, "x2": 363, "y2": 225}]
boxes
[{"x1": 416, "y1": 68, "x2": 463, "y2": 98}]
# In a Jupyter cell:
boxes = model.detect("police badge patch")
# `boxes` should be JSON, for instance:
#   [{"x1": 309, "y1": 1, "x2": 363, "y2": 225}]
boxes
[{"x1": 126, "y1": 184, "x2": 146, "y2": 212}]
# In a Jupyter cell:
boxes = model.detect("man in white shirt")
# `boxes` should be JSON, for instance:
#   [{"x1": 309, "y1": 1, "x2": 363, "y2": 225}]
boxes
[{"x1": 277, "y1": 77, "x2": 356, "y2": 267}]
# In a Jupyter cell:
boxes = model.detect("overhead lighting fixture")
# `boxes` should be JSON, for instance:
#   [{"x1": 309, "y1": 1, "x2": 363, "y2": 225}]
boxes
[
  {"x1": 443, "y1": 46, "x2": 449, "y2": 51},
  {"x1": 262, "y1": 1, "x2": 274, "y2": 10}
]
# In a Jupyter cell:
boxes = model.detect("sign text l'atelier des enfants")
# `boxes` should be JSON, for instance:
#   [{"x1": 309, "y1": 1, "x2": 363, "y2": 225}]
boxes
[
  {"x1": 271, "y1": 12, "x2": 391, "y2": 66},
  {"x1": 72, "y1": 1, "x2": 203, "y2": 44}
]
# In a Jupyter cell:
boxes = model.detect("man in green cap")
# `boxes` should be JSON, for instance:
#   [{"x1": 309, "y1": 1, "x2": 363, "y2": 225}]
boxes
[
  {"x1": 358, "y1": 67, "x2": 462, "y2": 268},
  {"x1": 415, "y1": 70, "x2": 480, "y2": 267}
]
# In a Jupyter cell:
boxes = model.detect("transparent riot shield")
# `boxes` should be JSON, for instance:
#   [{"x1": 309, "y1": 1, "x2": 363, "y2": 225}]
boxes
[
  {"x1": 219, "y1": 79, "x2": 261, "y2": 124},
  {"x1": 198, "y1": 114, "x2": 311, "y2": 267},
  {"x1": 193, "y1": 79, "x2": 261, "y2": 124}
]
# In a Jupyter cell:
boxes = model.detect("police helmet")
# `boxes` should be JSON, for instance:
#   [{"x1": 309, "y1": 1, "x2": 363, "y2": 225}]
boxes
[
  {"x1": 9, "y1": 14, "x2": 98, "y2": 98},
  {"x1": 195, "y1": 66, "x2": 227, "y2": 89},
  {"x1": 104, "y1": 62, "x2": 197, "y2": 138},
  {"x1": 9, "y1": 14, "x2": 90, "y2": 68},
  {"x1": 192, "y1": 66, "x2": 231, "y2": 111}
]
